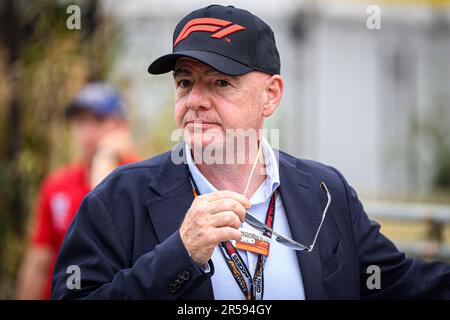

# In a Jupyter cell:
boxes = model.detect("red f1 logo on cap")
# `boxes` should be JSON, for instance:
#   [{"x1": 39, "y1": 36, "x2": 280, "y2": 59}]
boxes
[{"x1": 174, "y1": 18, "x2": 245, "y2": 47}]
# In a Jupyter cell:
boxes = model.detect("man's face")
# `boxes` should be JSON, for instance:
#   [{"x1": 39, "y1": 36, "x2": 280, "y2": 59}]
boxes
[
  {"x1": 173, "y1": 58, "x2": 272, "y2": 152},
  {"x1": 70, "y1": 109, "x2": 121, "y2": 161}
]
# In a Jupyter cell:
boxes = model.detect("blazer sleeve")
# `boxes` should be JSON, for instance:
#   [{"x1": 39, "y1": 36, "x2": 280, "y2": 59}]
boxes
[
  {"x1": 51, "y1": 192, "x2": 212, "y2": 299},
  {"x1": 333, "y1": 168, "x2": 450, "y2": 299}
]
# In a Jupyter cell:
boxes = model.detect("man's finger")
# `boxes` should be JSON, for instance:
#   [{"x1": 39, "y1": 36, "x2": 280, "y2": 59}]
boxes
[
  {"x1": 212, "y1": 227, "x2": 242, "y2": 243},
  {"x1": 207, "y1": 198, "x2": 247, "y2": 222},
  {"x1": 201, "y1": 190, "x2": 251, "y2": 209},
  {"x1": 210, "y1": 211, "x2": 242, "y2": 229}
]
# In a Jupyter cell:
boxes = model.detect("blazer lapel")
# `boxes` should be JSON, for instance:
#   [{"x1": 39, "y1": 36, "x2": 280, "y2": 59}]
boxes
[
  {"x1": 279, "y1": 154, "x2": 325, "y2": 299},
  {"x1": 145, "y1": 144, "x2": 214, "y2": 299}
]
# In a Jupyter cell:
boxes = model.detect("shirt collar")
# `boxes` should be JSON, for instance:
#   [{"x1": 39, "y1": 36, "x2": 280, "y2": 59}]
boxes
[{"x1": 185, "y1": 137, "x2": 280, "y2": 205}]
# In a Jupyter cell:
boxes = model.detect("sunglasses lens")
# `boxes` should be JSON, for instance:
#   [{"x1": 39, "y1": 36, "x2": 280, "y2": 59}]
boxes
[
  {"x1": 245, "y1": 180, "x2": 331, "y2": 253},
  {"x1": 276, "y1": 236, "x2": 308, "y2": 251},
  {"x1": 245, "y1": 214, "x2": 266, "y2": 232}
]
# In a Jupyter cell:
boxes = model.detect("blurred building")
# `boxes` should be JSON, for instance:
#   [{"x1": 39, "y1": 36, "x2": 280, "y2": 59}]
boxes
[{"x1": 103, "y1": 0, "x2": 450, "y2": 199}]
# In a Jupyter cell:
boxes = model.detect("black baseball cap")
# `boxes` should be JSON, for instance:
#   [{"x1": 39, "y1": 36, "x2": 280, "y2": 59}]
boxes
[{"x1": 148, "y1": 4, "x2": 280, "y2": 76}]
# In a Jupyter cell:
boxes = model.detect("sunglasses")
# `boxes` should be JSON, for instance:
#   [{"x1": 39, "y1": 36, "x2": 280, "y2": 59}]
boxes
[{"x1": 244, "y1": 182, "x2": 331, "y2": 252}]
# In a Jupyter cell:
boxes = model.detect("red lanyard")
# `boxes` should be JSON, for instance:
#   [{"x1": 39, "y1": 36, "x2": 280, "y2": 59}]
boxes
[{"x1": 188, "y1": 171, "x2": 277, "y2": 300}]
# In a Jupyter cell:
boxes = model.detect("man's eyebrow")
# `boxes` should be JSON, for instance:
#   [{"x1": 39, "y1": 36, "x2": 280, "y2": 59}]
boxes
[
  {"x1": 173, "y1": 68, "x2": 191, "y2": 77},
  {"x1": 204, "y1": 69, "x2": 238, "y2": 80},
  {"x1": 173, "y1": 66, "x2": 240, "y2": 81}
]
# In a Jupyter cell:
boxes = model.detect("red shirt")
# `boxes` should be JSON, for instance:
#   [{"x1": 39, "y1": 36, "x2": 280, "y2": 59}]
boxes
[{"x1": 31, "y1": 159, "x2": 138, "y2": 299}]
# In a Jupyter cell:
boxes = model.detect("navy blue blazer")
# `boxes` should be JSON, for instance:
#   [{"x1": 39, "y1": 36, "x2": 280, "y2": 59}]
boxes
[{"x1": 51, "y1": 146, "x2": 450, "y2": 299}]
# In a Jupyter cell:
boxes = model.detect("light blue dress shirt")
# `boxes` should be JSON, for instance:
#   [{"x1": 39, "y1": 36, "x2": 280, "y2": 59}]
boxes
[{"x1": 185, "y1": 138, "x2": 305, "y2": 300}]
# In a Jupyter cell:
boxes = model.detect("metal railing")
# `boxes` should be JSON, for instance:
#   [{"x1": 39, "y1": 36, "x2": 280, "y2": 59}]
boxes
[{"x1": 363, "y1": 200, "x2": 450, "y2": 261}]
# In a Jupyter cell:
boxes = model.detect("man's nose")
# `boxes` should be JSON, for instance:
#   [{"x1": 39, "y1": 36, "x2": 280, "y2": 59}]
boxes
[{"x1": 186, "y1": 82, "x2": 211, "y2": 111}]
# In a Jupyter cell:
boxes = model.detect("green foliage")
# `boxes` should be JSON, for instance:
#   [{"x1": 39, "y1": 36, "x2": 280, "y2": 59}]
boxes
[{"x1": 0, "y1": 0, "x2": 119, "y2": 298}]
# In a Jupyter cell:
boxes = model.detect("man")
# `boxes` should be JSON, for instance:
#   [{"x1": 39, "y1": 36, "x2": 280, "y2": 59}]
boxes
[
  {"x1": 17, "y1": 82, "x2": 138, "y2": 299},
  {"x1": 51, "y1": 5, "x2": 450, "y2": 299}
]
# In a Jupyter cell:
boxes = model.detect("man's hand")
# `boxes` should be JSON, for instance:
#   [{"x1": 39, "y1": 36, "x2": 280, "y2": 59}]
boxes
[
  {"x1": 180, "y1": 190, "x2": 251, "y2": 266},
  {"x1": 90, "y1": 126, "x2": 136, "y2": 187},
  {"x1": 95, "y1": 126, "x2": 136, "y2": 161}
]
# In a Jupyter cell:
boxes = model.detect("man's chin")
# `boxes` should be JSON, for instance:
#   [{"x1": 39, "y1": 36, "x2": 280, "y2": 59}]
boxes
[
  {"x1": 183, "y1": 127, "x2": 225, "y2": 148},
  {"x1": 185, "y1": 137, "x2": 224, "y2": 151}
]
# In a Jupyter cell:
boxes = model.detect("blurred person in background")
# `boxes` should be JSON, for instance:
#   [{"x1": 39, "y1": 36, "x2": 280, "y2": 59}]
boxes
[{"x1": 16, "y1": 82, "x2": 139, "y2": 299}]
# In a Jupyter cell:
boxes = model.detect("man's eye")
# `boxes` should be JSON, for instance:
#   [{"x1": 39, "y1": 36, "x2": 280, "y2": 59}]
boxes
[
  {"x1": 215, "y1": 79, "x2": 230, "y2": 87},
  {"x1": 177, "y1": 79, "x2": 191, "y2": 88}
]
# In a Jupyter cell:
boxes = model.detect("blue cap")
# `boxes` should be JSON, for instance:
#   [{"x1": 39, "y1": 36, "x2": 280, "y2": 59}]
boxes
[{"x1": 66, "y1": 82, "x2": 124, "y2": 119}]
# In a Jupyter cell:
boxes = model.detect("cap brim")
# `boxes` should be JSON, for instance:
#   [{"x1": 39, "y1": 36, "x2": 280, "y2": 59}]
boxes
[
  {"x1": 65, "y1": 103, "x2": 111, "y2": 119},
  {"x1": 148, "y1": 50, "x2": 253, "y2": 76}
]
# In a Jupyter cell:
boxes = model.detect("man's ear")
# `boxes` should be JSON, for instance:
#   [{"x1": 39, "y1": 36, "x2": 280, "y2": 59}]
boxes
[{"x1": 262, "y1": 75, "x2": 283, "y2": 118}]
